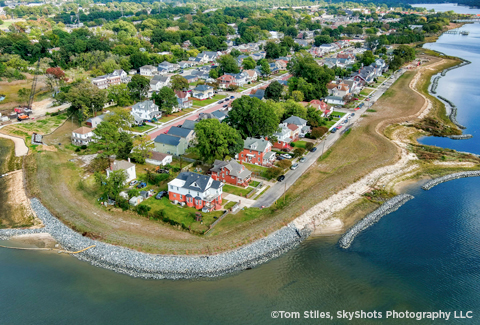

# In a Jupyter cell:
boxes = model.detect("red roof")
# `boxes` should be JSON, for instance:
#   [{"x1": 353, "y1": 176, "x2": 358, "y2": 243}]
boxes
[
  {"x1": 175, "y1": 90, "x2": 188, "y2": 98},
  {"x1": 287, "y1": 124, "x2": 299, "y2": 131}
]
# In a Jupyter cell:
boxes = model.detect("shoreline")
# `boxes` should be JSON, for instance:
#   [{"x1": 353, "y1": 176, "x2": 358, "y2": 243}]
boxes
[{"x1": 1, "y1": 35, "x2": 479, "y2": 279}]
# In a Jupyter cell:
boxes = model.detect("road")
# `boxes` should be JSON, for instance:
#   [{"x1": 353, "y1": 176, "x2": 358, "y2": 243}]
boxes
[
  {"x1": 252, "y1": 69, "x2": 405, "y2": 208},
  {"x1": 148, "y1": 73, "x2": 291, "y2": 140}
]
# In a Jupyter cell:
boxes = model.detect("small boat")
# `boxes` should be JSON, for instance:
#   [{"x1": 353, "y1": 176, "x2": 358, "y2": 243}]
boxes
[{"x1": 460, "y1": 31, "x2": 469, "y2": 35}]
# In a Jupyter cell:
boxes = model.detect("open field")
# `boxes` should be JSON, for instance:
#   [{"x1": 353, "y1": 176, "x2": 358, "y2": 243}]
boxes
[
  {"x1": 0, "y1": 75, "x2": 49, "y2": 112},
  {"x1": 22, "y1": 55, "x2": 469, "y2": 254},
  {"x1": 132, "y1": 124, "x2": 155, "y2": 133},
  {"x1": 0, "y1": 113, "x2": 68, "y2": 140}
]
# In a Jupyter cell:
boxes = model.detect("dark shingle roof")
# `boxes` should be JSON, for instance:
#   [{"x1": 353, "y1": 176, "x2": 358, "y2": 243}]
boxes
[
  {"x1": 176, "y1": 172, "x2": 222, "y2": 192},
  {"x1": 154, "y1": 134, "x2": 182, "y2": 146},
  {"x1": 167, "y1": 126, "x2": 193, "y2": 138},
  {"x1": 182, "y1": 120, "x2": 198, "y2": 130}
]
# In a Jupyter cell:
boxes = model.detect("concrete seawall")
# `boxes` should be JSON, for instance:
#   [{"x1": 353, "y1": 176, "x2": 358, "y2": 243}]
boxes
[
  {"x1": 421, "y1": 171, "x2": 480, "y2": 190},
  {"x1": 0, "y1": 199, "x2": 311, "y2": 279},
  {"x1": 338, "y1": 194, "x2": 414, "y2": 249}
]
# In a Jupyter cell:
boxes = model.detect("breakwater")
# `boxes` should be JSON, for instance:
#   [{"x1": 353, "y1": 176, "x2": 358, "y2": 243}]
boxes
[
  {"x1": 0, "y1": 198, "x2": 311, "y2": 279},
  {"x1": 430, "y1": 76, "x2": 440, "y2": 94},
  {"x1": 438, "y1": 95, "x2": 467, "y2": 130},
  {"x1": 421, "y1": 171, "x2": 480, "y2": 190},
  {"x1": 338, "y1": 194, "x2": 414, "y2": 249},
  {"x1": 447, "y1": 134, "x2": 473, "y2": 140},
  {"x1": 441, "y1": 59, "x2": 471, "y2": 76}
]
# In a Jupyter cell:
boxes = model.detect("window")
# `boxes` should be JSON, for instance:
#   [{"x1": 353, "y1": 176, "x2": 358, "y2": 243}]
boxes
[
  {"x1": 180, "y1": 195, "x2": 182, "y2": 199},
  {"x1": 173, "y1": 194, "x2": 176, "y2": 198}
]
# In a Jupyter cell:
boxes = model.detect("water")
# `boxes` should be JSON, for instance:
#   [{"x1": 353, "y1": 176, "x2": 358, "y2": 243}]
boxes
[
  {"x1": 412, "y1": 3, "x2": 480, "y2": 14},
  {"x1": 2, "y1": 6, "x2": 480, "y2": 325},
  {"x1": 418, "y1": 22, "x2": 480, "y2": 153}
]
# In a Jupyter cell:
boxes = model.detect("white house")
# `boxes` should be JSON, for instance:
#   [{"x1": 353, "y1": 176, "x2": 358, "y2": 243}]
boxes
[
  {"x1": 131, "y1": 100, "x2": 161, "y2": 121},
  {"x1": 192, "y1": 85, "x2": 214, "y2": 100},
  {"x1": 106, "y1": 160, "x2": 136, "y2": 183},
  {"x1": 139, "y1": 65, "x2": 158, "y2": 76},
  {"x1": 71, "y1": 126, "x2": 95, "y2": 146},
  {"x1": 150, "y1": 75, "x2": 171, "y2": 92},
  {"x1": 145, "y1": 151, "x2": 173, "y2": 166},
  {"x1": 91, "y1": 69, "x2": 129, "y2": 89},
  {"x1": 283, "y1": 116, "x2": 310, "y2": 137}
]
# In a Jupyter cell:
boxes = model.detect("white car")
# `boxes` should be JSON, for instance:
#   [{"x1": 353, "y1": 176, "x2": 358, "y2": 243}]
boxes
[
  {"x1": 281, "y1": 154, "x2": 292, "y2": 159},
  {"x1": 290, "y1": 163, "x2": 299, "y2": 170}
]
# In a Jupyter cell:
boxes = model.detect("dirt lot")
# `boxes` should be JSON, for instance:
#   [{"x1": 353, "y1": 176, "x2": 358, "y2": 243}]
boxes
[{"x1": 27, "y1": 56, "x2": 461, "y2": 254}]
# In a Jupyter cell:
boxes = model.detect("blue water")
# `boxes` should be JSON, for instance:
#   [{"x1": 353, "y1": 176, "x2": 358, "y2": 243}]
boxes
[
  {"x1": 412, "y1": 3, "x2": 480, "y2": 14},
  {"x1": 419, "y1": 23, "x2": 480, "y2": 153},
  {"x1": 2, "y1": 6, "x2": 480, "y2": 325}
]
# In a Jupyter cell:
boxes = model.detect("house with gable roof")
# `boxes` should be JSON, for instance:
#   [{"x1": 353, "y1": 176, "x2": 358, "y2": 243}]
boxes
[
  {"x1": 131, "y1": 100, "x2": 161, "y2": 122},
  {"x1": 150, "y1": 75, "x2": 171, "y2": 92},
  {"x1": 175, "y1": 90, "x2": 193, "y2": 110},
  {"x1": 237, "y1": 137, "x2": 276, "y2": 167},
  {"x1": 210, "y1": 159, "x2": 252, "y2": 187},
  {"x1": 106, "y1": 159, "x2": 136, "y2": 183},
  {"x1": 167, "y1": 126, "x2": 196, "y2": 145},
  {"x1": 154, "y1": 134, "x2": 188, "y2": 155},
  {"x1": 192, "y1": 84, "x2": 214, "y2": 100},
  {"x1": 168, "y1": 172, "x2": 223, "y2": 211},
  {"x1": 283, "y1": 116, "x2": 311, "y2": 138}
]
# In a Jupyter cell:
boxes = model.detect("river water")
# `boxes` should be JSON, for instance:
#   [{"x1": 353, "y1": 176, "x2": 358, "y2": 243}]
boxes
[{"x1": 2, "y1": 9, "x2": 480, "y2": 325}]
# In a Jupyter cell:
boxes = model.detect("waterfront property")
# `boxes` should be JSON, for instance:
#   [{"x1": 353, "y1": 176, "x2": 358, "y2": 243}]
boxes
[
  {"x1": 210, "y1": 159, "x2": 252, "y2": 187},
  {"x1": 106, "y1": 160, "x2": 136, "y2": 183},
  {"x1": 168, "y1": 172, "x2": 223, "y2": 211},
  {"x1": 71, "y1": 126, "x2": 94, "y2": 146},
  {"x1": 237, "y1": 137, "x2": 276, "y2": 167}
]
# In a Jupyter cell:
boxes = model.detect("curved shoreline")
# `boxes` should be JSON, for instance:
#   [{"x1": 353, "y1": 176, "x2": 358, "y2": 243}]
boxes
[
  {"x1": 421, "y1": 171, "x2": 480, "y2": 190},
  {"x1": 338, "y1": 194, "x2": 414, "y2": 249},
  {"x1": 0, "y1": 198, "x2": 311, "y2": 279}
]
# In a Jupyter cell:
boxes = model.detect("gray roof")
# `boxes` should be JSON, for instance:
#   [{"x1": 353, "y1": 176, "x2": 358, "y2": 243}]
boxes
[
  {"x1": 283, "y1": 116, "x2": 307, "y2": 126},
  {"x1": 210, "y1": 159, "x2": 252, "y2": 179},
  {"x1": 194, "y1": 84, "x2": 213, "y2": 92},
  {"x1": 243, "y1": 137, "x2": 271, "y2": 152},
  {"x1": 150, "y1": 75, "x2": 169, "y2": 85},
  {"x1": 182, "y1": 120, "x2": 198, "y2": 130},
  {"x1": 167, "y1": 126, "x2": 194, "y2": 138},
  {"x1": 132, "y1": 100, "x2": 158, "y2": 112},
  {"x1": 154, "y1": 134, "x2": 182, "y2": 146},
  {"x1": 108, "y1": 160, "x2": 135, "y2": 171},
  {"x1": 249, "y1": 89, "x2": 265, "y2": 100},
  {"x1": 211, "y1": 110, "x2": 226, "y2": 119},
  {"x1": 176, "y1": 171, "x2": 222, "y2": 192}
]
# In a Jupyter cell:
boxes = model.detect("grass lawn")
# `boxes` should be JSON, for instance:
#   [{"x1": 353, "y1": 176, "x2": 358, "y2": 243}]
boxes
[
  {"x1": 0, "y1": 113, "x2": 68, "y2": 140},
  {"x1": 132, "y1": 124, "x2": 155, "y2": 133},
  {"x1": 324, "y1": 119, "x2": 337, "y2": 129},
  {"x1": 250, "y1": 180, "x2": 261, "y2": 187},
  {"x1": 192, "y1": 95, "x2": 226, "y2": 107},
  {"x1": 157, "y1": 108, "x2": 194, "y2": 123},
  {"x1": 243, "y1": 163, "x2": 270, "y2": 179},
  {"x1": 291, "y1": 140, "x2": 308, "y2": 149},
  {"x1": 207, "y1": 207, "x2": 269, "y2": 236},
  {"x1": 360, "y1": 88, "x2": 375, "y2": 96},
  {"x1": 223, "y1": 184, "x2": 251, "y2": 197},
  {"x1": 141, "y1": 196, "x2": 223, "y2": 232},
  {"x1": 224, "y1": 201, "x2": 237, "y2": 210}
]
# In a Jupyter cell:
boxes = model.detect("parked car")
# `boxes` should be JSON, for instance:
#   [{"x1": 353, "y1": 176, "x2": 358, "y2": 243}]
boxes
[
  {"x1": 366, "y1": 98, "x2": 370, "y2": 101},
  {"x1": 136, "y1": 182, "x2": 147, "y2": 189},
  {"x1": 277, "y1": 175, "x2": 285, "y2": 182},
  {"x1": 129, "y1": 180, "x2": 138, "y2": 186},
  {"x1": 351, "y1": 113, "x2": 355, "y2": 117},
  {"x1": 311, "y1": 147, "x2": 318, "y2": 152},
  {"x1": 218, "y1": 100, "x2": 224, "y2": 104},
  {"x1": 299, "y1": 157, "x2": 306, "y2": 163},
  {"x1": 281, "y1": 154, "x2": 292, "y2": 159},
  {"x1": 223, "y1": 104, "x2": 228, "y2": 108},
  {"x1": 277, "y1": 156, "x2": 285, "y2": 161},
  {"x1": 225, "y1": 98, "x2": 229, "y2": 101},
  {"x1": 353, "y1": 97, "x2": 359, "y2": 101},
  {"x1": 291, "y1": 163, "x2": 299, "y2": 170},
  {"x1": 230, "y1": 96, "x2": 235, "y2": 99},
  {"x1": 155, "y1": 191, "x2": 166, "y2": 200}
]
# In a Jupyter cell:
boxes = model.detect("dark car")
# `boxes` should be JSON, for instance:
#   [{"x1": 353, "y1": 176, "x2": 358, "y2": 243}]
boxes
[
  {"x1": 351, "y1": 113, "x2": 355, "y2": 117},
  {"x1": 155, "y1": 191, "x2": 166, "y2": 200},
  {"x1": 330, "y1": 128, "x2": 337, "y2": 133},
  {"x1": 277, "y1": 175, "x2": 285, "y2": 182},
  {"x1": 311, "y1": 147, "x2": 318, "y2": 152},
  {"x1": 218, "y1": 100, "x2": 224, "y2": 104},
  {"x1": 230, "y1": 96, "x2": 235, "y2": 99},
  {"x1": 223, "y1": 104, "x2": 228, "y2": 108},
  {"x1": 136, "y1": 182, "x2": 147, "y2": 189},
  {"x1": 225, "y1": 98, "x2": 230, "y2": 101}
]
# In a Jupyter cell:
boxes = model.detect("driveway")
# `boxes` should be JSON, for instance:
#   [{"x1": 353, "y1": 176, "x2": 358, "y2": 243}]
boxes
[{"x1": 0, "y1": 123, "x2": 29, "y2": 156}]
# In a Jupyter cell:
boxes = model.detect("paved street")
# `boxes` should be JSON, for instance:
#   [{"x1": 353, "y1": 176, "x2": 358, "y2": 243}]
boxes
[
  {"x1": 148, "y1": 73, "x2": 290, "y2": 140},
  {"x1": 252, "y1": 69, "x2": 405, "y2": 208}
]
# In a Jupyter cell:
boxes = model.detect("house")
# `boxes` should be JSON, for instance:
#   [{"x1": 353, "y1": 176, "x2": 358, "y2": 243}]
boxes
[
  {"x1": 327, "y1": 82, "x2": 351, "y2": 98},
  {"x1": 150, "y1": 75, "x2": 171, "y2": 92},
  {"x1": 211, "y1": 109, "x2": 227, "y2": 122},
  {"x1": 309, "y1": 99, "x2": 329, "y2": 112},
  {"x1": 158, "y1": 61, "x2": 179, "y2": 73},
  {"x1": 226, "y1": 72, "x2": 248, "y2": 87},
  {"x1": 139, "y1": 65, "x2": 158, "y2": 76},
  {"x1": 91, "y1": 69, "x2": 129, "y2": 89},
  {"x1": 184, "y1": 75, "x2": 198, "y2": 84},
  {"x1": 217, "y1": 74, "x2": 236, "y2": 89},
  {"x1": 167, "y1": 126, "x2": 195, "y2": 144},
  {"x1": 175, "y1": 90, "x2": 193, "y2": 109},
  {"x1": 86, "y1": 112, "x2": 112, "y2": 128},
  {"x1": 249, "y1": 89, "x2": 265, "y2": 100},
  {"x1": 192, "y1": 85, "x2": 214, "y2": 100},
  {"x1": 182, "y1": 119, "x2": 198, "y2": 130},
  {"x1": 131, "y1": 100, "x2": 161, "y2": 121},
  {"x1": 353, "y1": 66, "x2": 376, "y2": 84},
  {"x1": 238, "y1": 137, "x2": 276, "y2": 167},
  {"x1": 178, "y1": 61, "x2": 192, "y2": 69},
  {"x1": 272, "y1": 124, "x2": 293, "y2": 151},
  {"x1": 244, "y1": 70, "x2": 258, "y2": 83},
  {"x1": 168, "y1": 172, "x2": 223, "y2": 211},
  {"x1": 145, "y1": 151, "x2": 172, "y2": 166},
  {"x1": 196, "y1": 51, "x2": 218, "y2": 63},
  {"x1": 106, "y1": 159, "x2": 136, "y2": 183},
  {"x1": 337, "y1": 53, "x2": 355, "y2": 63},
  {"x1": 325, "y1": 96, "x2": 345, "y2": 105},
  {"x1": 275, "y1": 59, "x2": 288, "y2": 70},
  {"x1": 154, "y1": 134, "x2": 188, "y2": 156},
  {"x1": 371, "y1": 59, "x2": 388, "y2": 76},
  {"x1": 210, "y1": 159, "x2": 252, "y2": 187},
  {"x1": 283, "y1": 116, "x2": 310, "y2": 137},
  {"x1": 71, "y1": 126, "x2": 94, "y2": 146}
]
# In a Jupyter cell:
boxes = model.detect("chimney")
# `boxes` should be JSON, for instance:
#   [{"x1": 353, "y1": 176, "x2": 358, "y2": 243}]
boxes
[
  {"x1": 128, "y1": 157, "x2": 131, "y2": 163},
  {"x1": 109, "y1": 155, "x2": 116, "y2": 170}
]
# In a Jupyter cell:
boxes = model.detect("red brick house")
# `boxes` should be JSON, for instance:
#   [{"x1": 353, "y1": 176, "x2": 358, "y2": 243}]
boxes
[
  {"x1": 217, "y1": 74, "x2": 236, "y2": 89},
  {"x1": 237, "y1": 137, "x2": 276, "y2": 167},
  {"x1": 210, "y1": 159, "x2": 252, "y2": 187},
  {"x1": 167, "y1": 172, "x2": 223, "y2": 211},
  {"x1": 309, "y1": 99, "x2": 328, "y2": 112}
]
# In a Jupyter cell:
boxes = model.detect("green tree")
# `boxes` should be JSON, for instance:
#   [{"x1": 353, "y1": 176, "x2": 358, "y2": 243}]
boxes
[
  {"x1": 265, "y1": 81, "x2": 283, "y2": 101},
  {"x1": 260, "y1": 60, "x2": 270, "y2": 77},
  {"x1": 91, "y1": 121, "x2": 123, "y2": 156},
  {"x1": 191, "y1": 119, "x2": 243, "y2": 163},
  {"x1": 131, "y1": 134, "x2": 154, "y2": 164},
  {"x1": 17, "y1": 88, "x2": 31, "y2": 105},
  {"x1": 108, "y1": 84, "x2": 132, "y2": 107},
  {"x1": 127, "y1": 74, "x2": 150, "y2": 101},
  {"x1": 283, "y1": 100, "x2": 307, "y2": 120},
  {"x1": 314, "y1": 35, "x2": 333, "y2": 46},
  {"x1": 105, "y1": 108, "x2": 134, "y2": 131},
  {"x1": 227, "y1": 96, "x2": 279, "y2": 139},
  {"x1": 360, "y1": 50, "x2": 376, "y2": 66},
  {"x1": 152, "y1": 87, "x2": 177, "y2": 115},
  {"x1": 265, "y1": 41, "x2": 281, "y2": 59},
  {"x1": 56, "y1": 81, "x2": 107, "y2": 121},
  {"x1": 94, "y1": 169, "x2": 127, "y2": 200},
  {"x1": 218, "y1": 54, "x2": 240, "y2": 74},
  {"x1": 291, "y1": 90, "x2": 304, "y2": 102},
  {"x1": 285, "y1": 26, "x2": 298, "y2": 37},
  {"x1": 170, "y1": 74, "x2": 189, "y2": 91},
  {"x1": 242, "y1": 56, "x2": 256, "y2": 70}
]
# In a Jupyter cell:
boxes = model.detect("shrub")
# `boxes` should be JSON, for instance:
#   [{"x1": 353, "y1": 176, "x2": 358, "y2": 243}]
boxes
[
  {"x1": 75, "y1": 147, "x2": 81, "y2": 152},
  {"x1": 128, "y1": 189, "x2": 139, "y2": 198},
  {"x1": 137, "y1": 204, "x2": 151, "y2": 216},
  {"x1": 276, "y1": 159, "x2": 292, "y2": 170},
  {"x1": 293, "y1": 147, "x2": 305, "y2": 157},
  {"x1": 80, "y1": 145, "x2": 88, "y2": 150},
  {"x1": 305, "y1": 142, "x2": 314, "y2": 151},
  {"x1": 265, "y1": 167, "x2": 283, "y2": 179},
  {"x1": 311, "y1": 126, "x2": 328, "y2": 139},
  {"x1": 116, "y1": 198, "x2": 130, "y2": 211}
]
